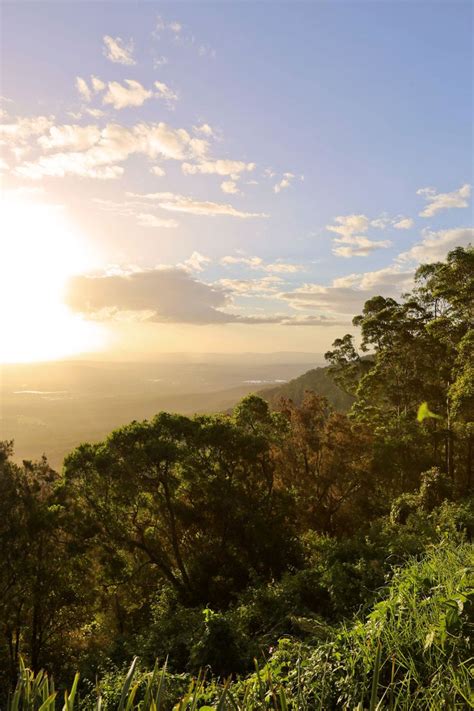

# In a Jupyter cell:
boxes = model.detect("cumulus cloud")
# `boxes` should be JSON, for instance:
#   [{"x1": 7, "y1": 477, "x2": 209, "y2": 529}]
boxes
[
  {"x1": 279, "y1": 264, "x2": 415, "y2": 318},
  {"x1": 397, "y1": 227, "x2": 474, "y2": 264},
  {"x1": 393, "y1": 217, "x2": 414, "y2": 230},
  {"x1": 126, "y1": 191, "x2": 267, "y2": 218},
  {"x1": 179, "y1": 251, "x2": 211, "y2": 272},
  {"x1": 182, "y1": 159, "x2": 255, "y2": 176},
  {"x1": 327, "y1": 214, "x2": 370, "y2": 239},
  {"x1": 193, "y1": 123, "x2": 214, "y2": 137},
  {"x1": 327, "y1": 213, "x2": 392, "y2": 257},
  {"x1": 65, "y1": 267, "x2": 343, "y2": 327},
  {"x1": 66, "y1": 267, "x2": 234, "y2": 324},
  {"x1": 103, "y1": 80, "x2": 152, "y2": 109},
  {"x1": 38, "y1": 124, "x2": 101, "y2": 151},
  {"x1": 150, "y1": 165, "x2": 166, "y2": 176},
  {"x1": 221, "y1": 180, "x2": 239, "y2": 194},
  {"x1": 103, "y1": 35, "x2": 136, "y2": 65},
  {"x1": 333, "y1": 236, "x2": 392, "y2": 258},
  {"x1": 0, "y1": 115, "x2": 54, "y2": 158},
  {"x1": 274, "y1": 172, "x2": 295, "y2": 193},
  {"x1": 417, "y1": 183, "x2": 471, "y2": 217},
  {"x1": 154, "y1": 81, "x2": 179, "y2": 105},
  {"x1": 15, "y1": 120, "x2": 210, "y2": 179},
  {"x1": 66, "y1": 267, "x2": 282, "y2": 325},
  {"x1": 76, "y1": 77, "x2": 91, "y2": 102}
]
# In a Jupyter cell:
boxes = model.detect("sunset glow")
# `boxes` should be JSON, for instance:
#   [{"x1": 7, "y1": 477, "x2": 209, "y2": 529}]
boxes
[{"x1": 0, "y1": 196, "x2": 105, "y2": 362}]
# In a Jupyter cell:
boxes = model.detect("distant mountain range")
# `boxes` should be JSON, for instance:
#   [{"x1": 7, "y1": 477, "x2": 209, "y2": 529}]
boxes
[{"x1": 257, "y1": 365, "x2": 354, "y2": 411}]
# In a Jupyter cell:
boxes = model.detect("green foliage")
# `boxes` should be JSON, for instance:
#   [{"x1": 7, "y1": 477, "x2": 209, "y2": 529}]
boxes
[
  {"x1": 2, "y1": 247, "x2": 473, "y2": 706},
  {"x1": 8, "y1": 541, "x2": 473, "y2": 709}
]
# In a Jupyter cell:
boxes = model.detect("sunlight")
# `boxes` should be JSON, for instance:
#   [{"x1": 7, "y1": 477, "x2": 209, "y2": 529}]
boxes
[{"x1": 0, "y1": 195, "x2": 106, "y2": 363}]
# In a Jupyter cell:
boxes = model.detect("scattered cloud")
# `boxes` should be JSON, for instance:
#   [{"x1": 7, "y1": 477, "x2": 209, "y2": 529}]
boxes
[
  {"x1": 15, "y1": 120, "x2": 211, "y2": 179},
  {"x1": 179, "y1": 251, "x2": 211, "y2": 272},
  {"x1": 66, "y1": 267, "x2": 343, "y2": 326},
  {"x1": 279, "y1": 264, "x2": 414, "y2": 316},
  {"x1": 393, "y1": 217, "x2": 414, "y2": 230},
  {"x1": 155, "y1": 16, "x2": 182, "y2": 36},
  {"x1": 397, "y1": 227, "x2": 474, "y2": 263},
  {"x1": 327, "y1": 214, "x2": 370, "y2": 239},
  {"x1": 103, "y1": 35, "x2": 136, "y2": 66},
  {"x1": 150, "y1": 165, "x2": 166, "y2": 176},
  {"x1": 182, "y1": 159, "x2": 255, "y2": 177},
  {"x1": 327, "y1": 213, "x2": 392, "y2": 257},
  {"x1": 75, "y1": 77, "x2": 91, "y2": 102},
  {"x1": 193, "y1": 123, "x2": 214, "y2": 137},
  {"x1": 274, "y1": 172, "x2": 295, "y2": 193},
  {"x1": 153, "y1": 56, "x2": 169, "y2": 68},
  {"x1": 0, "y1": 115, "x2": 54, "y2": 159},
  {"x1": 136, "y1": 213, "x2": 179, "y2": 228},
  {"x1": 220, "y1": 255, "x2": 303, "y2": 272},
  {"x1": 126, "y1": 191, "x2": 268, "y2": 218},
  {"x1": 103, "y1": 80, "x2": 152, "y2": 109},
  {"x1": 38, "y1": 124, "x2": 101, "y2": 151},
  {"x1": 333, "y1": 236, "x2": 392, "y2": 258},
  {"x1": 417, "y1": 183, "x2": 471, "y2": 217},
  {"x1": 218, "y1": 276, "x2": 283, "y2": 295},
  {"x1": 154, "y1": 80, "x2": 179, "y2": 105},
  {"x1": 221, "y1": 180, "x2": 239, "y2": 194}
]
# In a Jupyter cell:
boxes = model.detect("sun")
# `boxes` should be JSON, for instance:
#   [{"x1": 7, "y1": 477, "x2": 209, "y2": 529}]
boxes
[{"x1": 0, "y1": 194, "x2": 106, "y2": 363}]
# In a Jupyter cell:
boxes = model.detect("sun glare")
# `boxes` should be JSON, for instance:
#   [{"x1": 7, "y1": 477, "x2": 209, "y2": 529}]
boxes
[{"x1": 0, "y1": 195, "x2": 106, "y2": 363}]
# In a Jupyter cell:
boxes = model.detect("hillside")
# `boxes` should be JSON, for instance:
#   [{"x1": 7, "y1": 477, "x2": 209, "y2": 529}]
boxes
[{"x1": 258, "y1": 364, "x2": 354, "y2": 411}]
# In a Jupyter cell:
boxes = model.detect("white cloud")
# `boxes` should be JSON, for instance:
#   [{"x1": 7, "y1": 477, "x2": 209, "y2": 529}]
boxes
[
  {"x1": 182, "y1": 159, "x2": 255, "y2": 176},
  {"x1": 417, "y1": 183, "x2": 471, "y2": 217},
  {"x1": 265, "y1": 261, "x2": 304, "y2": 273},
  {"x1": 193, "y1": 123, "x2": 214, "y2": 137},
  {"x1": 333, "y1": 236, "x2": 392, "y2": 258},
  {"x1": 85, "y1": 108, "x2": 106, "y2": 118},
  {"x1": 220, "y1": 254, "x2": 303, "y2": 272},
  {"x1": 279, "y1": 264, "x2": 414, "y2": 316},
  {"x1": 179, "y1": 251, "x2": 211, "y2": 272},
  {"x1": 153, "y1": 56, "x2": 168, "y2": 68},
  {"x1": 398, "y1": 227, "x2": 474, "y2": 263},
  {"x1": 327, "y1": 214, "x2": 370, "y2": 239},
  {"x1": 136, "y1": 213, "x2": 178, "y2": 228},
  {"x1": 221, "y1": 180, "x2": 239, "y2": 194},
  {"x1": 126, "y1": 191, "x2": 268, "y2": 218},
  {"x1": 156, "y1": 16, "x2": 182, "y2": 35},
  {"x1": 393, "y1": 217, "x2": 414, "y2": 230},
  {"x1": 91, "y1": 76, "x2": 106, "y2": 93},
  {"x1": 327, "y1": 213, "x2": 392, "y2": 257},
  {"x1": 103, "y1": 35, "x2": 136, "y2": 66},
  {"x1": 103, "y1": 80, "x2": 152, "y2": 110},
  {"x1": 150, "y1": 165, "x2": 166, "y2": 176},
  {"x1": 15, "y1": 120, "x2": 210, "y2": 179},
  {"x1": 0, "y1": 115, "x2": 54, "y2": 146},
  {"x1": 274, "y1": 172, "x2": 295, "y2": 193},
  {"x1": 38, "y1": 124, "x2": 101, "y2": 151},
  {"x1": 217, "y1": 275, "x2": 283, "y2": 295},
  {"x1": 76, "y1": 77, "x2": 91, "y2": 102},
  {"x1": 221, "y1": 255, "x2": 264, "y2": 268},
  {"x1": 154, "y1": 80, "x2": 179, "y2": 104}
]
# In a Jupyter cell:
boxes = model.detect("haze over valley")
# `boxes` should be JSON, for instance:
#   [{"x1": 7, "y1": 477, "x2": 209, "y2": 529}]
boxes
[{"x1": 1, "y1": 354, "x2": 321, "y2": 466}]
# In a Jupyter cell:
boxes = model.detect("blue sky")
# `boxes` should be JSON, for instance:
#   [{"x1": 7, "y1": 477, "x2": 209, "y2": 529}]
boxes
[{"x1": 1, "y1": 0, "x2": 472, "y2": 359}]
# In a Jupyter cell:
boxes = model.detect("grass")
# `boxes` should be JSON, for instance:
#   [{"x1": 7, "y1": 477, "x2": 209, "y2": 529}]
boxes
[{"x1": 7, "y1": 541, "x2": 474, "y2": 710}]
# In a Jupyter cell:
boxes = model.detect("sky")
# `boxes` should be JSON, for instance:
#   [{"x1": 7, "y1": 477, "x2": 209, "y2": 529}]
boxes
[{"x1": 1, "y1": 0, "x2": 472, "y2": 362}]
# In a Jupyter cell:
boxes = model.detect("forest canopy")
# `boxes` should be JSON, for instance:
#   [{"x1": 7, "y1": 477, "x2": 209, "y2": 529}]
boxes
[{"x1": 1, "y1": 246, "x2": 473, "y2": 707}]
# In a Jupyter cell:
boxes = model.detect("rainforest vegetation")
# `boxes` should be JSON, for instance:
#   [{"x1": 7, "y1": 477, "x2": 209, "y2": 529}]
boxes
[{"x1": 1, "y1": 246, "x2": 473, "y2": 708}]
